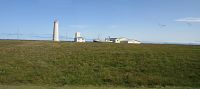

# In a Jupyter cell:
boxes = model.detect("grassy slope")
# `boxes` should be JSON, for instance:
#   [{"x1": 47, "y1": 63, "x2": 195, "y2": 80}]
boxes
[{"x1": 0, "y1": 40, "x2": 199, "y2": 87}]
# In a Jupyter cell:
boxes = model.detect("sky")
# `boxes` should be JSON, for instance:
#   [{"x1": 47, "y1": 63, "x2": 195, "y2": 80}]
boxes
[{"x1": 0, "y1": 0, "x2": 200, "y2": 43}]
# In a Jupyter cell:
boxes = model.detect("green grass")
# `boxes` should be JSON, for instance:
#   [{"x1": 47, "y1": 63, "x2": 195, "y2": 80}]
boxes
[
  {"x1": 0, "y1": 85, "x2": 199, "y2": 89},
  {"x1": 0, "y1": 40, "x2": 200, "y2": 88}
]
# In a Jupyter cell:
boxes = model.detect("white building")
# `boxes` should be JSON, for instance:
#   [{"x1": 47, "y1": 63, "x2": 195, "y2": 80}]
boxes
[
  {"x1": 53, "y1": 20, "x2": 59, "y2": 41},
  {"x1": 74, "y1": 32, "x2": 85, "y2": 42},
  {"x1": 126, "y1": 39, "x2": 141, "y2": 44},
  {"x1": 105, "y1": 37, "x2": 141, "y2": 44}
]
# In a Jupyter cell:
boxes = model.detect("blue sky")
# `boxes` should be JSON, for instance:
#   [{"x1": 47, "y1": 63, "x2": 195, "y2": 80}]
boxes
[{"x1": 0, "y1": 0, "x2": 200, "y2": 43}]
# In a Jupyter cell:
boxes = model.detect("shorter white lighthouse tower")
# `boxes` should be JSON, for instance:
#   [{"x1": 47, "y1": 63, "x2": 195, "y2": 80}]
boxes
[
  {"x1": 74, "y1": 32, "x2": 85, "y2": 42},
  {"x1": 75, "y1": 32, "x2": 81, "y2": 38},
  {"x1": 53, "y1": 19, "x2": 59, "y2": 41}
]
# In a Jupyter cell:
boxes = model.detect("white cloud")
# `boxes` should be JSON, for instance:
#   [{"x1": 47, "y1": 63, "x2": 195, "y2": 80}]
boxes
[{"x1": 175, "y1": 17, "x2": 200, "y2": 23}]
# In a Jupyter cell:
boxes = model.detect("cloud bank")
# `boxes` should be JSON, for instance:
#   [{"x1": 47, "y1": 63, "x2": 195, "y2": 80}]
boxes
[{"x1": 175, "y1": 17, "x2": 200, "y2": 23}]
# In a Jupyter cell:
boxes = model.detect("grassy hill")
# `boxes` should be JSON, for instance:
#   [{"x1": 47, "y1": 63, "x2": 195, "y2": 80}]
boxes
[{"x1": 0, "y1": 40, "x2": 199, "y2": 88}]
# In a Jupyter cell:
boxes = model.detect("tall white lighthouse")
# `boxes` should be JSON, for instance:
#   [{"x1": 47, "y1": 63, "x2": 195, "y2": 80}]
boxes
[{"x1": 53, "y1": 19, "x2": 59, "y2": 41}]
